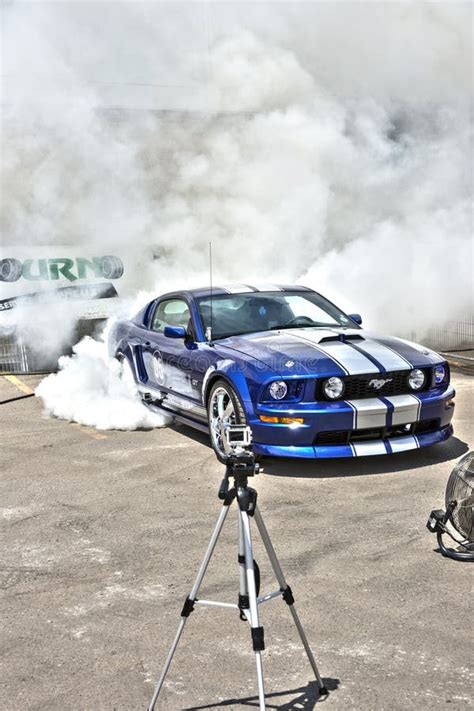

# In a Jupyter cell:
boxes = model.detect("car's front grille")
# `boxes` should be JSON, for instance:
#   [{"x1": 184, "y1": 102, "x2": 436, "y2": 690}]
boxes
[
  {"x1": 315, "y1": 368, "x2": 432, "y2": 401},
  {"x1": 314, "y1": 419, "x2": 440, "y2": 446}
]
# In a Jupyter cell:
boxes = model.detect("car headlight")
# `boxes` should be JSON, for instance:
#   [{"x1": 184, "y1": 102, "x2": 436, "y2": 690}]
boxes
[
  {"x1": 434, "y1": 364, "x2": 446, "y2": 385},
  {"x1": 323, "y1": 376, "x2": 344, "y2": 400},
  {"x1": 408, "y1": 368, "x2": 426, "y2": 391},
  {"x1": 269, "y1": 380, "x2": 288, "y2": 400}
]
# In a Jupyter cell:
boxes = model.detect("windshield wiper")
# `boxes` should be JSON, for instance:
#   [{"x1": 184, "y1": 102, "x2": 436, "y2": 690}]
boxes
[{"x1": 269, "y1": 322, "x2": 333, "y2": 330}]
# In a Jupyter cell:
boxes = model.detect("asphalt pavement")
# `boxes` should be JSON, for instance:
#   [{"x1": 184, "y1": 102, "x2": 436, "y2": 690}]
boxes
[{"x1": 1, "y1": 372, "x2": 473, "y2": 710}]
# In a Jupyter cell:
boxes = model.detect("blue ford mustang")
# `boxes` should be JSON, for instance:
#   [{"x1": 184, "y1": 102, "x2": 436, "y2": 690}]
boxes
[{"x1": 108, "y1": 284, "x2": 455, "y2": 461}]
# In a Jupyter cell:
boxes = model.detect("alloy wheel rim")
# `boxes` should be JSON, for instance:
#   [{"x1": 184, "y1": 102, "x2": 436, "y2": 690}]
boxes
[{"x1": 209, "y1": 386, "x2": 236, "y2": 457}]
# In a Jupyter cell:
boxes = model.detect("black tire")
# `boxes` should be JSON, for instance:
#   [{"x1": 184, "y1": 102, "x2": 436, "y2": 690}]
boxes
[
  {"x1": 99, "y1": 255, "x2": 124, "y2": 280},
  {"x1": 207, "y1": 379, "x2": 247, "y2": 463},
  {"x1": 0, "y1": 258, "x2": 22, "y2": 282}
]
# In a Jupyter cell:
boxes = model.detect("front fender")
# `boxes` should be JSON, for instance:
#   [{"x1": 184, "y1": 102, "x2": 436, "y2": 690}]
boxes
[
  {"x1": 203, "y1": 357, "x2": 275, "y2": 419},
  {"x1": 203, "y1": 359, "x2": 252, "y2": 402}
]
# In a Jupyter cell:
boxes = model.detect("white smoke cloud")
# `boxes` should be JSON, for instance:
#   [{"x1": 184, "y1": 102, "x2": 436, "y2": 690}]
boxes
[
  {"x1": 3, "y1": 3, "x2": 471, "y2": 319},
  {"x1": 1, "y1": 1, "x2": 472, "y2": 429},
  {"x1": 35, "y1": 335, "x2": 169, "y2": 430}
]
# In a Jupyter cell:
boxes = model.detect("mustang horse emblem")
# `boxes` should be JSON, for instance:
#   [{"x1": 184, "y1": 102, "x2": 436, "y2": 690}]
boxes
[{"x1": 368, "y1": 377, "x2": 393, "y2": 390}]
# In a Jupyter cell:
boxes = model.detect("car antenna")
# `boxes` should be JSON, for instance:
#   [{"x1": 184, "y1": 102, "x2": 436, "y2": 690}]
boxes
[{"x1": 206, "y1": 242, "x2": 214, "y2": 345}]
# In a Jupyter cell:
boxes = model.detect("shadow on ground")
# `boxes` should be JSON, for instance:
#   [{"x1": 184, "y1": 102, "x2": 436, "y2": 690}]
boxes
[
  {"x1": 183, "y1": 678, "x2": 340, "y2": 710},
  {"x1": 172, "y1": 422, "x2": 468, "y2": 479},
  {"x1": 262, "y1": 438, "x2": 469, "y2": 478}
]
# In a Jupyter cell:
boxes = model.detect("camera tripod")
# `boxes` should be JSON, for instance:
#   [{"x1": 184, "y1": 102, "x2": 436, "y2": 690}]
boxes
[{"x1": 147, "y1": 451, "x2": 328, "y2": 710}]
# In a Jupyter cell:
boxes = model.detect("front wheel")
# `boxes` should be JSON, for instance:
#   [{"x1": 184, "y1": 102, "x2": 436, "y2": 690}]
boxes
[{"x1": 207, "y1": 379, "x2": 247, "y2": 463}]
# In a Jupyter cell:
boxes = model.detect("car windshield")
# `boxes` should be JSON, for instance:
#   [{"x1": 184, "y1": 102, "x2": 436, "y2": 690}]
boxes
[{"x1": 197, "y1": 291, "x2": 356, "y2": 340}]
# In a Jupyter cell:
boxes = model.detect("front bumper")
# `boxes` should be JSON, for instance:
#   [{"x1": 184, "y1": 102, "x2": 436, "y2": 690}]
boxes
[{"x1": 248, "y1": 386, "x2": 455, "y2": 459}]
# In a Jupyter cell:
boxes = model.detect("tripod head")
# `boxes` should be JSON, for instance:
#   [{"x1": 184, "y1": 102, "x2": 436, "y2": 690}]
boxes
[{"x1": 218, "y1": 425, "x2": 259, "y2": 508}]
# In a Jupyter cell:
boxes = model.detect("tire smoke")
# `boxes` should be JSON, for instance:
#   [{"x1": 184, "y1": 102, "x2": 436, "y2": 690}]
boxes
[
  {"x1": 2, "y1": 2, "x2": 471, "y2": 430},
  {"x1": 35, "y1": 336, "x2": 169, "y2": 430}
]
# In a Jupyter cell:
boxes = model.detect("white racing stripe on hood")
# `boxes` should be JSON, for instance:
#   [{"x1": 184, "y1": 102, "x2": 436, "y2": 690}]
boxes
[
  {"x1": 290, "y1": 330, "x2": 380, "y2": 375},
  {"x1": 385, "y1": 394, "x2": 422, "y2": 425},
  {"x1": 352, "y1": 339, "x2": 412, "y2": 371}
]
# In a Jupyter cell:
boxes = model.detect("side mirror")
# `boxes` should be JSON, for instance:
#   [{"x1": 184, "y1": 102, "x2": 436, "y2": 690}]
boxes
[
  {"x1": 164, "y1": 325, "x2": 187, "y2": 339},
  {"x1": 348, "y1": 313, "x2": 362, "y2": 326}
]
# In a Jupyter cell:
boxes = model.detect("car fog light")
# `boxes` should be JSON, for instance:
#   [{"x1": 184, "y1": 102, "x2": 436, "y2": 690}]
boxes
[
  {"x1": 434, "y1": 364, "x2": 446, "y2": 384},
  {"x1": 408, "y1": 368, "x2": 425, "y2": 390},
  {"x1": 269, "y1": 380, "x2": 288, "y2": 400},
  {"x1": 323, "y1": 376, "x2": 344, "y2": 399}
]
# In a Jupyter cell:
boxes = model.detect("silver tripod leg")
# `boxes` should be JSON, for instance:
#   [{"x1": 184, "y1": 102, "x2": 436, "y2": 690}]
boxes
[
  {"x1": 254, "y1": 506, "x2": 327, "y2": 693},
  {"x1": 237, "y1": 513, "x2": 248, "y2": 608},
  {"x1": 239, "y1": 509, "x2": 266, "y2": 711},
  {"x1": 147, "y1": 505, "x2": 231, "y2": 711}
]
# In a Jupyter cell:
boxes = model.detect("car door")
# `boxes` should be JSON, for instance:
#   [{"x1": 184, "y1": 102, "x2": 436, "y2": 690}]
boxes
[{"x1": 142, "y1": 297, "x2": 206, "y2": 420}]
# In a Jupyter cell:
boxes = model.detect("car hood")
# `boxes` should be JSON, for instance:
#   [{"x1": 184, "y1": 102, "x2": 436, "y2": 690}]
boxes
[{"x1": 217, "y1": 328, "x2": 443, "y2": 377}]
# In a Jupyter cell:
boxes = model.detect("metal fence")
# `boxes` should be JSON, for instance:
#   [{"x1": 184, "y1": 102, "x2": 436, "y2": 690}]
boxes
[
  {"x1": 407, "y1": 317, "x2": 474, "y2": 353},
  {"x1": 0, "y1": 318, "x2": 107, "y2": 374},
  {"x1": 0, "y1": 332, "x2": 29, "y2": 373}
]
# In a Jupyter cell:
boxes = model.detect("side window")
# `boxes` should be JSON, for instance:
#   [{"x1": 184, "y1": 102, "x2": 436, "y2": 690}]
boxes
[{"x1": 151, "y1": 298, "x2": 191, "y2": 333}]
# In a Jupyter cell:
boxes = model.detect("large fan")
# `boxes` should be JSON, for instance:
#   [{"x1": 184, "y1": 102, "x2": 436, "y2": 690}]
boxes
[{"x1": 427, "y1": 451, "x2": 474, "y2": 561}]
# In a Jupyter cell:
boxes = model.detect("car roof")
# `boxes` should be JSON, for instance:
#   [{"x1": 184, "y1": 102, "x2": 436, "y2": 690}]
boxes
[{"x1": 165, "y1": 284, "x2": 315, "y2": 300}]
